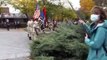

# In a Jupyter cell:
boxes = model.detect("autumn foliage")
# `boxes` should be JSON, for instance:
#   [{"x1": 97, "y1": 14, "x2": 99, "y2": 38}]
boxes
[{"x1": 80, "y1": 0, "x2": 95, "y2": 12}]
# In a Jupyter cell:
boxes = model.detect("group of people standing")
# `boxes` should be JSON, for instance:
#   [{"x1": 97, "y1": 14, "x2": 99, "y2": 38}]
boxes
[
  {"x1": 27, "y1": 18, "x2": 57, "y2": 40},
  {"x1": 1, "y1": 19, "x2": 20, "y2": 31}
]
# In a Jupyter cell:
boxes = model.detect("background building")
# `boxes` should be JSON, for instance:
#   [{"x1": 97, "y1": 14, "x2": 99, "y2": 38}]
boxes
[{"x1": 0, "y1": 5, "x2": 28, "y2": 28}]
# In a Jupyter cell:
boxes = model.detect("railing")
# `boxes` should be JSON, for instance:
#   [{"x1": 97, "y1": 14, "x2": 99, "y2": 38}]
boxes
[{"x1": 0, "y1": 13, "x2": 27, "y2": 19}]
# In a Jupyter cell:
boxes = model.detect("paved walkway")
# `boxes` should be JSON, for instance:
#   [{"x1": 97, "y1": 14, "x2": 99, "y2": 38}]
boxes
[{"x1": 0, "y1": 29, "x2": 31, "y2": 60}]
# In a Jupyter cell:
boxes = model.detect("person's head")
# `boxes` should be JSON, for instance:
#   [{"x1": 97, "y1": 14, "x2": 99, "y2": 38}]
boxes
[
  {"x1": 29, "y1": 19, "x2": 33, "y2": 21},
  {"x1": 90, "y1": 6, "x2": 106, "y2": 23},
  {"x1": 34, "y1": 18, "x2": 38, "y2": 21}
]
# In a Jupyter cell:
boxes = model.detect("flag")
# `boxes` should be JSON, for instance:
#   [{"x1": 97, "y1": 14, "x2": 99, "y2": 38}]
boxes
[
  {"x1": 40, "y1": 11, "x2": 45, "y2": 24},
  {"x1": 33, "y1": 3, "x2": 40, "y2": 20},
  {"x1": 43, "y1": 6, "x2": 47, "y2": 27},
  {"x1": 40, "y1": 11, "x2": 45, "y2": 20}
]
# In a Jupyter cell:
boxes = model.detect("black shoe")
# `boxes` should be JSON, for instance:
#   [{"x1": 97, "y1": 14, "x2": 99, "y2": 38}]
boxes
[
  {"x1": 29, "y1": 37, "x2": 32, "y2": 40},
  {"x1": 28, "y1": 34, "x2": 32, "y2": 40}
]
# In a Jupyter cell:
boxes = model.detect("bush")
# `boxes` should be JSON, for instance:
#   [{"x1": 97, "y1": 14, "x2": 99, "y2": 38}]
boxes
[
  {"x1": 31, "y1": 23, "x2": 88, "y2": 60},
  {"x1": 34, "y1": 56, "x2": 54, "y2": 60}
]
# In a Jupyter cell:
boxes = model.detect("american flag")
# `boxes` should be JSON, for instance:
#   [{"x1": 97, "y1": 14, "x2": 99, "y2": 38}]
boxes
[{"x1": 33, "y1": 3, "x2": 40, "y2": 20}]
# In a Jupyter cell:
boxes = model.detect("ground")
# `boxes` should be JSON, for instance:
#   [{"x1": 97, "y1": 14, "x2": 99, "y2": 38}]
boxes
[{"x1": 0, "y1": 29, "x2": 31, "y2": 60}]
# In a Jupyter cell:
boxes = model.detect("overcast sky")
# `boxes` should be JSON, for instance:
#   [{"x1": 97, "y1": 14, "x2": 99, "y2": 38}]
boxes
[
  {"x1": 2, "y1": 0, "x2": 80, "y2": 13},
  {"x1": 49, "y1": 0, "x2": 80, "y2": 9},
  {"x1": 64, "y1": 0, "x2": 80, "y2": 9}
]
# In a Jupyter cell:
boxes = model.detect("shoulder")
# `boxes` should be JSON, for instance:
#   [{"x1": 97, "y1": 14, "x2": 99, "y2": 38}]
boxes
[
  {"x1": 27, "y1": 21, "x2": 30, "y2": 23},
  {"x1": 97, "y1": 27, "x2": 106, "y2": 32}
]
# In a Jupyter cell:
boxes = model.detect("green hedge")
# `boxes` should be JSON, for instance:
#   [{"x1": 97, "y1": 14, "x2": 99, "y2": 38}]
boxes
[
  {"x1": 34, "y1": 56, "x2": 54, "y2": 60},
  {"x1": 31, "y1": 23, "x2": 88, "y2": 60}
]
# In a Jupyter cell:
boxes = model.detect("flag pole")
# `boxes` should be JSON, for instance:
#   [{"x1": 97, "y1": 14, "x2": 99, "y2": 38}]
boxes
[
  {"x1": 67, "y1": 0, "x2": 91, "y2": 37},
  {"x1": 67, "y1": 0, "x2": 82, "y2": 20}
]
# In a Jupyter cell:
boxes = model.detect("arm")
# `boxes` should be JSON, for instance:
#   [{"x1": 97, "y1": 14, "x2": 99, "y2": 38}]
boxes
[
  {"x1": 79, "y1": 20, "x2": 91, "y2": 36},
  {"x1": 27, "y1": 21, "x2": 29, "y2": 27},
  {"x1": 85, "y1": 27, "x2": 105, "y2": 49},
  {"x1": 82, "y1": 23, "x2": 91, "y2": 36}
]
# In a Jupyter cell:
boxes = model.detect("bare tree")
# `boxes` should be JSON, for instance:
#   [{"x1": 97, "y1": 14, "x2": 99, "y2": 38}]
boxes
[{"x1": 94, "y1": 0, "x2": 107, "y2": 7}]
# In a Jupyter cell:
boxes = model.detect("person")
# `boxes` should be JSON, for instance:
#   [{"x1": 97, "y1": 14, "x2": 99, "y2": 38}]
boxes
[
  {"x1": 17, "y1": 21, "x2": 20, "y2": 28},
  {"x1": 33, "y1": 19, "x2": 40, "y2": 35},
  {"x1": 27, "y1": 19, "x2": 33, "y2": 40},
  {"x1": 14, "y1": 21, "x2": 17, "y2": 29},
  {"x1": 6, "y1": 19, "x2": 10, "y2": 31},
  {"x1": 53, "y1": 20, "x2": 57, "y2": 31},
  {"x1": 79, "y1": 6, "x2": 107, "y2": 60},
  {"x1": 38, "y1": 17, "x2": 45, "y2": 33},
  {"x1": 73, "y1": 21, "x2": 78, "y2": 25},
  {"x1": 15, "y1": 21, "x2": 20, "y2": 28},
  {"x1": 48, "y1": 21, "x2": 53, "y2": 31}
]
